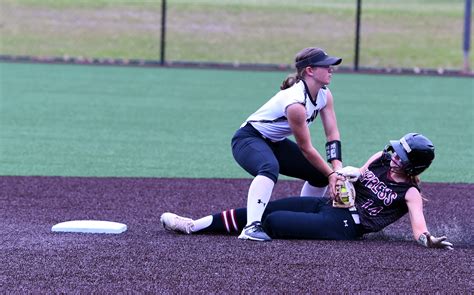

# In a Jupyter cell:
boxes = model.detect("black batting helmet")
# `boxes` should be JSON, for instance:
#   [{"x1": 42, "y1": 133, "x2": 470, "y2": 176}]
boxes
[{"x1": 387, "y1": 133, "x2": 435, "y2": 176}]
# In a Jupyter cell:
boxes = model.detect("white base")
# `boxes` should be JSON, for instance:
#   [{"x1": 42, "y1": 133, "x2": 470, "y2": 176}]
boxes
[{"x1": 52, "y1": 220, "x2": 127, "y2": 234}]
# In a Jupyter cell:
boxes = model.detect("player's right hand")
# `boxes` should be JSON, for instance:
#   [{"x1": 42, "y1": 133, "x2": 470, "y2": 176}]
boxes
[
  {"x1": 336, "y1": 166, "x2": 361, "y2": 182},
  {"x1": 328, "y1": 172, "x2": 345, "y2": 200}
]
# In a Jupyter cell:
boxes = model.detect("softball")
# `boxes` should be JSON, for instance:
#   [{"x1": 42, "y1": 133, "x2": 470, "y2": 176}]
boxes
[{"x1": 340, "y1": 186, "x2": 349, "y2": 203}]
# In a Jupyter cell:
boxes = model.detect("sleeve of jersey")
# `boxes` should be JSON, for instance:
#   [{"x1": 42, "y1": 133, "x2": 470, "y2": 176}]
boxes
[{"x1": 282, "y1": 82, "x2": 306, "y2": 112}]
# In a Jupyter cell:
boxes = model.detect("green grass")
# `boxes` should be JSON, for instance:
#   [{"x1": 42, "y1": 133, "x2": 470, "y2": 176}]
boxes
[
  {"x1": 0, "y1": 0, "x2": 471, "y2": 70},
  {"x1": 1, "y1": 0, "x2": 161, "y2": 9},
  {"x1": 1, "y1": 62, "x2": 472, "y2": 182}
]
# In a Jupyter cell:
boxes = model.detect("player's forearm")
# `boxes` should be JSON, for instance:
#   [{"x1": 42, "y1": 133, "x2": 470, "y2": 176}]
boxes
[
  {"x1": 330, "y1": 159, "x2": 342, "y2": 170},
  {"x1": 300, "y1": 145, "x2": 333, "y2": 176}
]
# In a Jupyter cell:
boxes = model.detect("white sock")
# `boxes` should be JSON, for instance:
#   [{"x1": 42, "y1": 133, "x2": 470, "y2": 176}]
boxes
[
  {"x1": 246, "y1": 175, "x2": 274, "y2": 226},
  {"x1": 190, "y1": 215, "x2": 213, "y2": 233},
  {"x1": 300, "y1": 181, "x2": 328, "y2": 197}
]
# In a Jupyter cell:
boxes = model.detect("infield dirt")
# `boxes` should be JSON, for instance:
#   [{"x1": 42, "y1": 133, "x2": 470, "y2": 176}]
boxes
[{"x1": 1, "y1": 176, "x2": 472, "y2": 293}]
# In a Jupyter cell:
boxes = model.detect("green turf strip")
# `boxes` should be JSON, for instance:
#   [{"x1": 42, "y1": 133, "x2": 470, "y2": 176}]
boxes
[{"x1": 0, "y1": 62, "x2": 472, "y2": 182}]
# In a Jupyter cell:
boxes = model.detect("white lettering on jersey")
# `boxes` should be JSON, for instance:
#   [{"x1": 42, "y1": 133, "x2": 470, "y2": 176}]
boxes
[
  {"x1": 361, "y1": 199, "x2": 384, "y2": 216},
  {"x1": 360, "y1": 170, "x2": 399, "y2": 207}
]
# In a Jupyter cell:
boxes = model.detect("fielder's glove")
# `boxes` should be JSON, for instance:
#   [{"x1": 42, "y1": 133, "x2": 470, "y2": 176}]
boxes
[
  {"x1": 417, "y1": 232, "x2": 454, "y2": 250},
  {"x1": 336, "y1": 166, "x2": 362, "y2": 182},
  {"x1": 333, "y1": 179, "x2": 356, "y2": 208}
]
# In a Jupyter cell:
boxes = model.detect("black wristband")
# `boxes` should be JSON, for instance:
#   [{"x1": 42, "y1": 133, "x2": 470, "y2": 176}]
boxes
[
  {"x1": 327, "y1": 171, "x2": 336, "y2": 178},
  {"x1": 325, "y1": 140, "x2": 342, "y2": 163}
]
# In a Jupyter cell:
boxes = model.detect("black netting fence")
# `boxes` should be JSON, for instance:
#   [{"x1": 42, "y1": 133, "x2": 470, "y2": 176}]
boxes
[{"x1": 0, "y1": 0, "x2": 471, "y2": 74}]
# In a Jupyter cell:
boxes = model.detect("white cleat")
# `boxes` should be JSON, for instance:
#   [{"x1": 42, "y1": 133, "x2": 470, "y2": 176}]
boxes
[
  {"x1": 160, "y1": 212, "x2": 194, "y2": 234},
  {"x1": 238, "y1": 221, "x2": 271, "y2": 242}
]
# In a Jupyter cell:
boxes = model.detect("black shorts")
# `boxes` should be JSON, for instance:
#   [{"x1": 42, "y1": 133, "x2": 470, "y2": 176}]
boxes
[
  {"x1": 231, "y1": 123, "x2": 328, "y2": 187},
  {"x1": 262, "y1": 197, "x2": 363, "y2": 240}
]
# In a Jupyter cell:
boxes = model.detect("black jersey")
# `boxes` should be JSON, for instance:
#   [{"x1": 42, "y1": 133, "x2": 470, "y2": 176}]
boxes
[{"x1": 354, "y1": 153, "x2": 419, "y2": 233}]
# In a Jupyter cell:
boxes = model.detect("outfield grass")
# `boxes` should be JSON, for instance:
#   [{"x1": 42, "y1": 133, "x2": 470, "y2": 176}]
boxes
[
  {"x1": 0, "y1": 0, "x2": 470, "y2": 70},
  {"x1": 0, "y1": 62, "x2": 472, "y2": 182}
]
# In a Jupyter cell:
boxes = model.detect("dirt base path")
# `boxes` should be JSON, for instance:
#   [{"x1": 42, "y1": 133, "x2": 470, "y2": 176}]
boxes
[{"x1": 1, "y1": 176, "x2": 472, "y2": 293}]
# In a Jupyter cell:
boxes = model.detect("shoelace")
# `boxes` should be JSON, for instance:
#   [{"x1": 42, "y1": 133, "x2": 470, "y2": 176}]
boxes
[
  {"x1": 249, "y1": 224, "x2": 263, "y2": 233},
  {"x1": 174, "y1": 217, "x2": 193, "y2": 233}
]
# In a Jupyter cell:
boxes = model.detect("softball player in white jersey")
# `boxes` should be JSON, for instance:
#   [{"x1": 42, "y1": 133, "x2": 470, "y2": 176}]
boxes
[{"x1": 230, "y1": 47, "x2": 345, "y2": 241}]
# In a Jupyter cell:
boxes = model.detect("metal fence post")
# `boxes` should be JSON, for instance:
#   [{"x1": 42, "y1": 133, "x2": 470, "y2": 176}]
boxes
[
  {"x1": 463, "y1": 0, "x2": 471, "y2": 72},
  {"x1": 160, "y1": 0, "x2": 167, "y2": 66},
  {"x1": 354, "y1": 0, "x2": 362, "y2": 71}
]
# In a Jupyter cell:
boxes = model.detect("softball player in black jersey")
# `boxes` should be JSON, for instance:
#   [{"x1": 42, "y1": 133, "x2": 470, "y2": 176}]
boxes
[{"x1": 161, "y1": 133, "x2": 453, "y2": 250}]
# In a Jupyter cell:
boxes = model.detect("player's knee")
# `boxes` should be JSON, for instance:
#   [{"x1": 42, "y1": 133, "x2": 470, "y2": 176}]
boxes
[
  {"x1": 259, "y1": 171, "x2": 278, "y2": 183},
  {"x1": 259, "y1": 168, "x2": 278, "y2": 183},
  {"x1": 258, "y1": 161, "x2": 279, "y2": 183}
]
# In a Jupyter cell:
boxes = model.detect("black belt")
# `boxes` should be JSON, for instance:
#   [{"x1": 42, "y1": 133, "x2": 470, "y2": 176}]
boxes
[{"x1": 244, "y1": 123, "x2": 275, "y2": 142}]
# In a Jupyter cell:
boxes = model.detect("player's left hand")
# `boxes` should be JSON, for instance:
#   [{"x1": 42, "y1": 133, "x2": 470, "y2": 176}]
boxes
[{"x1": 418, "y1": 232, "x2": 454, "y2": 250}]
